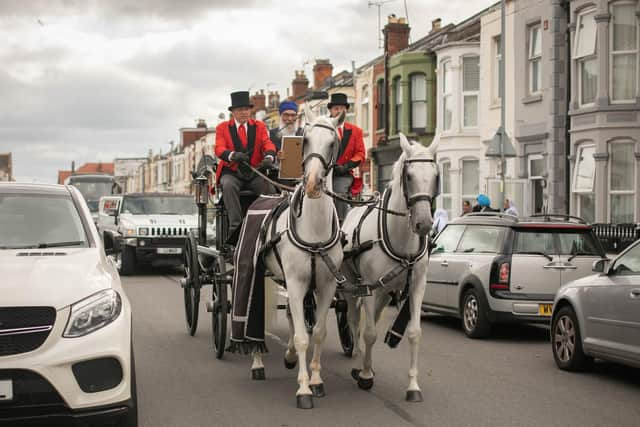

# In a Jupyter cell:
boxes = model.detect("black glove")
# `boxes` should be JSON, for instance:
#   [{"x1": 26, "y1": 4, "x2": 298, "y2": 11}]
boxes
[
  {"x1": 232, "y1": 152, "x2": 250, "y2": 164},
  {"x1": 261, "y1": 156, "x2": 274, "y2": 169}
]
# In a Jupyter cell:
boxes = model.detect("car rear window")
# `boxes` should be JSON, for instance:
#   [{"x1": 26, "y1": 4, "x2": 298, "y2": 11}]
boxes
[
  {"x1": 457, "y1": 226, "x2": 505, "y2": 254},
  {"x1": 514, "y1": 231, "x2": 557, "y2": 255},
  {"x1": 556, "y1": 231, "x2": 602, "y2": 256}
]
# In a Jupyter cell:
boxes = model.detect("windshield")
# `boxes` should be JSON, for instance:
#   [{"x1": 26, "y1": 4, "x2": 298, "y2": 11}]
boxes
[
  {"x1": 0, "y1": 194, "x2": 88, "y2": 249},
  {"x1": 120, "y1": 196, "x2": 196, "y2": 215},
  {"x1": 70, "y1": 180, "x2": 114, "y2": 204},
  {"x1": 612, "y1": 243, "x2": 640, "y2": 275}
]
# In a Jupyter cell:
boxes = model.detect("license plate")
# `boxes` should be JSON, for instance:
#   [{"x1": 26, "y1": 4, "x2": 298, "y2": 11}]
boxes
[
  {"x1": 157, "y1": 248, "x2": 182, "y2": 254},
  {"x1": 0, "y1": 379, "x2": 13, "y2": 401},
  {"x1": 538, "y1": 304, "x2": 553, "y2": 316}
]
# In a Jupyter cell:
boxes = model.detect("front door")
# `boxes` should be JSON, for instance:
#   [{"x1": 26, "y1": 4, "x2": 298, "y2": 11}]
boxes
[{"x1": 426, "y1": 224, "x2": 466, "y2": 310}]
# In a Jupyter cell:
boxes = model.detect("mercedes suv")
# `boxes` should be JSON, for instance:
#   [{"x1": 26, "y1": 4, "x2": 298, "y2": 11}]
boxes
[{"x1": 423, "y1": 213, "x2": 607, "y2": 338}]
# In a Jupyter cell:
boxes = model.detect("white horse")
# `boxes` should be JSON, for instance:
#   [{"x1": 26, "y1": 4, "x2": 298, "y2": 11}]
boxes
[
  {"x1": 341, "y1": 133, "x2": 439, "y2": 402},
  {"x1": 256, "y1": 106, "x2": 345, "y2": 409}
]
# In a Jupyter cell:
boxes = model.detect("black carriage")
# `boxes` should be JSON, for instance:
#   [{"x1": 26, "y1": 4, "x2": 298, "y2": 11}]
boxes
[{"x1": 180, "y1": 160, "x2": 353, "y2": 359}]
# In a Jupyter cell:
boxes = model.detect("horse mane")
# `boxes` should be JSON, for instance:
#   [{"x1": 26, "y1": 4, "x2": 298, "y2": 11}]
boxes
[{"x1": 388, "y1": 143, "x2": 433, "y2": 188}]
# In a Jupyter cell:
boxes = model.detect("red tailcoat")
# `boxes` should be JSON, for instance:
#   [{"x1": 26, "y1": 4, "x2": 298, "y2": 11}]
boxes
[
  {"x1": 336, "y1": 122, "x2": 366, "y2": 195},
  {"x1": 214, "y1": 119, "x2": 276, "y2": 182}
]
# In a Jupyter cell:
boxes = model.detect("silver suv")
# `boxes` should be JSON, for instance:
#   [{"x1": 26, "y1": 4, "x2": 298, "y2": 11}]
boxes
[{"x1": 423, "y1": 213, "x2": 607, "y2": 338}]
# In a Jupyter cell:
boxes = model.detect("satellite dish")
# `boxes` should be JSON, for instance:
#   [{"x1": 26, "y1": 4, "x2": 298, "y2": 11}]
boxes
[{"x1": 197, "y1": 154, "x2": 217, "y2": 176}]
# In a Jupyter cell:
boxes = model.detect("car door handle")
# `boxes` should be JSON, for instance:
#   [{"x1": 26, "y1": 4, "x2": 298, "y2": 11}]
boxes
[
  {"x1": 631, "y1": 289, "x2": 640, "y2": 299},
  {"x1": 543, "y1": 264, "x2": 564, "y2": 269},
  {"x1": 440, "y1": 261, "x2": 449, "y2": 267},
  {"x1": 562, "y1": 264, "x2": 578, "y2": 270}
]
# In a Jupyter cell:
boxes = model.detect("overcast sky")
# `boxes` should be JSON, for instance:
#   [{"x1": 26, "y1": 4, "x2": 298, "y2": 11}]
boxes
[{"x1": 0, "y1": 0, "x2": 496, "y2": 183}]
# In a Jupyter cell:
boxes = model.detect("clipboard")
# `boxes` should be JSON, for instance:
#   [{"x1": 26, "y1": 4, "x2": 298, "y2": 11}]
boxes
[{"x1": 278, "y1": 136, "x2": 303, "y2": 180}]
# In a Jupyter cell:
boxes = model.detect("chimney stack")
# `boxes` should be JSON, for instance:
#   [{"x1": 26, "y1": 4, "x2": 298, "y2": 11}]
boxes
[
  {"x1": 313, "y1": 59, "x2": 333, "y2": 90},
  {"x1": 196, "y1": 119, "x2": 207, "y2": 128},
  {"x1": 291, "y1": 70, "x2": 309, "y2": 102},
  {"x1": 268, "y1": 91, "x2": 280, "y2": 110},
  {"x1": 383, "y1": 15, "x2": 410, "y2": 56},
  {"x1": 251, "y1": 90, "x2": 267, "y2": 112}
]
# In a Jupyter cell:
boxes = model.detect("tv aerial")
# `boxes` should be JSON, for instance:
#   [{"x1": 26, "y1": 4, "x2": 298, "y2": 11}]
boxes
[{"x1": 368, "y1": 0, "x2": 398, "y2": 49}]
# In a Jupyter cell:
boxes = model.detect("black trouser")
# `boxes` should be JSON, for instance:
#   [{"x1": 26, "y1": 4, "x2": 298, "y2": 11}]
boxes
[
  {"x1": 220, "y1": 172, "x2": 274, "y2": 238},
  {"x1": 333, "y1": 175, "x2": 353, "y2": 222}
]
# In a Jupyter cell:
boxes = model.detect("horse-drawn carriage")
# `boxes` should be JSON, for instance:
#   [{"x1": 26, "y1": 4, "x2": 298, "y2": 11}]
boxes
[{"x1": 180, "y1": 155, "x2": 353, "y2": 360}]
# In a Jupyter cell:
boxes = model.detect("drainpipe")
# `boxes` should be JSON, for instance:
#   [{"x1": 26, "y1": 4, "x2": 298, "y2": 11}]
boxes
[{"x1": 564, "y1": 0, "x2": 572, "y2": 215}]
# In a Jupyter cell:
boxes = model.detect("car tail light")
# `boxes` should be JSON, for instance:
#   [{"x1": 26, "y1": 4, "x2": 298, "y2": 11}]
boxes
[{"x1": 490, "y1": 262, "x2": 510, "y2": 291}]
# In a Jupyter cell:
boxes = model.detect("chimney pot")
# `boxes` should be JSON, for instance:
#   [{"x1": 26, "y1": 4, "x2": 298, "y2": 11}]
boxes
[{"x1": 432, "y1": 18, "x2": 442, "y2": 31}]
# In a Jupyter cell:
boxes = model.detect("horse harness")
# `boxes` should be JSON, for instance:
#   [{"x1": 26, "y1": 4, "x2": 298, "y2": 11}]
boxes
[{"x1": 342, "y1": 157, "x2": 438, "y2": 298}]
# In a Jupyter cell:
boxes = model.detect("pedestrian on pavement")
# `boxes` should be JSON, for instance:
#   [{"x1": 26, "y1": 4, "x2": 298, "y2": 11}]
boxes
[
  {"x1": 327, "y1": 92, "x2": 366, "y2": 222},
  {"x1": 214, "y1": 90, "x2": 277, "y2": 243},
  {"x1": 473, "y1": 194, "x2": 497, "y2": 212},
  {"x1": 462, "y1": 200, "x2": 472, "y2": 215},
  {"x1": 504, "y1": 198, "x2": 519, "y2": 216}
]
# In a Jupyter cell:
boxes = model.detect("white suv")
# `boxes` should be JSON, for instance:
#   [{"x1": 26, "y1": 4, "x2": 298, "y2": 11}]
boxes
[
  {"x1": 0, "y1": 183, "x2": 136, "y2": 426},
  {"x1": 423, "y1": 213, "x2": 607, "y2": 338},
  {"x1": 98, "y1": 193, "x2": 206, "y2": 275}
]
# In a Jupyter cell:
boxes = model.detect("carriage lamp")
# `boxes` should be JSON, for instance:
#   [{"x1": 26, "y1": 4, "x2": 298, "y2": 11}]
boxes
[
  {"x1": 195, "y1": 176, "x2": 209, "y2": 205},
  {"x1": 138, "y1": 227, "x2": 149, "y2": 236}
]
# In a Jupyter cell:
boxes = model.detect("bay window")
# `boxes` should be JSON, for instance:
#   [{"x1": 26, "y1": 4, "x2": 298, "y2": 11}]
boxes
[
  {"x1": 393, "y1": 77, "x2": 402, "y2": 133},
  {"x1": 376, "y1": 79, "x2": 385, "y2": 130},
  {"x1": 574, "y1": 9, "x2": 598, "y2": 106},
  {"x1": 573, "y1": 144, "x2": 596, "y2": 223},
  {"x1": 440, "y1": 162, "x2": 452, "y2": 217},
  {"x1": 610, "y1": 2, "x2": 638, "y2": 102},
  {"x1": 442, "y1": 61, "x2": 452, "y2": 131},
  {"x1": 462, "y1": 56, "x2": 479, "y2": 127},
  {"x1": 609, "y1": 142, "x2": 635, "y2": 223},
  {"x1": 410, "y1": 73, "x2": 427, "y2": 132}
]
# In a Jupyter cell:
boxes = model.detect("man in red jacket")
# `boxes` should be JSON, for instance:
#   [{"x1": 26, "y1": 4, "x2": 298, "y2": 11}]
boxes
[
  {"x1": 215, "y1": 91, "x2": 277, "y2": 239},
  {"x1": 327, "y1": 93, "x2": 366, "y2": 221}
]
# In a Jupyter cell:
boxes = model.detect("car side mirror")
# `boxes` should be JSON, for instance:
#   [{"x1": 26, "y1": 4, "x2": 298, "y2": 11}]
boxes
[
  {"x1": 592, "y1": 258, "x2": 610, "y2": 274},
  {"x1": 103, "y1": 230, "x2": 121, "y2": 256}
]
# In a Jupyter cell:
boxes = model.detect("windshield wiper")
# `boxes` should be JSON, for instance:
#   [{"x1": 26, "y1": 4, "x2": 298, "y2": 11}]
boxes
[
  {"x1": 518, "y1": 251, "x2": 553, "y2": 261},
  {"x1": 36, "y1": 241, "x2": 85, "y2": 248}
]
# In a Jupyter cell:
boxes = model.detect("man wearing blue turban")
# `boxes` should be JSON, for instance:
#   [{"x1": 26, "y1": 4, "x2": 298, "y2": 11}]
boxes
[
  {"x1": 269, "y1": 100, "x2": 303, "y2": 152},
  {"x1": 473, "y1": 194, "x2": 498, "y2": 212}
]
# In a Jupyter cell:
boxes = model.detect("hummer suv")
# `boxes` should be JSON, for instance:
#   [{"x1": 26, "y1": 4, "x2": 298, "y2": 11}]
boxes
[
  {"x1": 423, "y1": 213, "x2": 607, "y2": 338},
  {"x1": 97, "y1": 193, "x2": 208, "y2": 275}
]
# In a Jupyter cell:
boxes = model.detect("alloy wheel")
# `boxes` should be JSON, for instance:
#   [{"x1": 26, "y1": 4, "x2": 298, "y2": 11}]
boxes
[
  {"x1": 463, "y1": 295, "x2": 478, "y2": 332},
  {"x1": 554, "y1": 315, "x2": 576, "y2": 363}
]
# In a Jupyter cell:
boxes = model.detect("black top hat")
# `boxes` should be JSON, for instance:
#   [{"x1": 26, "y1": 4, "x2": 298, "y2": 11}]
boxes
[
  {"x1": 327, "y1": 93, "x2": 349, "y2": 109},
  {"x1": 228, "y1": 91, "x2": 253, "y2": 111}
]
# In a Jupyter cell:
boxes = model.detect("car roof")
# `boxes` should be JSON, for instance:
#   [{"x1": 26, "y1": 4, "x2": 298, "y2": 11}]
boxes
[
  {"x1": 450, "y1": 212, "x2": 592, "y2": 230},
  {"x1": 0, "y1": 182, "x2": 72, "y2": 196}
]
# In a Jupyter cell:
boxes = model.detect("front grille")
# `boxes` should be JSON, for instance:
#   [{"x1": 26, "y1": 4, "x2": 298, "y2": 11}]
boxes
[
  {"x1": 148, "y1": 237, "x2": 187, "y2": 248},
  {"x1": 0, "y1": 369, "x2": 67, "y2": 419},
  {"x1": 0, "y1": 307, "x2": 56, "y2": 357},
  {"x1": 149, "y1": 227, "x2": 190, "y2": 237}
]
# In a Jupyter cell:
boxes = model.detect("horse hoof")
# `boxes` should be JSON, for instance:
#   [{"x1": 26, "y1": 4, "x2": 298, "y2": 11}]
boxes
[
  {"x1": 284, "y1": 358, "x2": 297, "y2": 370},
  {"x1": 310, "y1": 384, "x2": 325, "y2": 398},
  {"x1": 357, "y1": 377, "x2": 374, "y2": 390},
  {"x1": 296, "y1": 394, "x2": 314, "y2": 409},
  {"x1": 406, "y1": 390, "x2": 423, "y2": 402},
  {"x1": 251, "y1": 368, "x2": 266, "y2": 381},
  {"x1": 351, "y1": 369, "x2": 361, "y2": 381}
]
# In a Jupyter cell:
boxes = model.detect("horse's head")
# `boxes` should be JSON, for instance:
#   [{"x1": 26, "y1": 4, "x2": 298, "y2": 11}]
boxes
[
  {"x1": 301, "y1": 105, "x2": 344, "y2": 198},
  {"x1": 393, "y1": 133, "x2": 440, "y2": 236}
]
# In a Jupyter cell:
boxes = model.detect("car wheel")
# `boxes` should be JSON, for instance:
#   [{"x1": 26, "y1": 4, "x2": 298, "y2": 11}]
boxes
[
  {"x1": 551, "y1": 306, "x2": 592, "y2": 371},
  {"x1": 120, "y1": 246, "x2": 137, "y2": 276},
  {"x1": 461, "y1": 288, "x2": 491, "y2": 339}
]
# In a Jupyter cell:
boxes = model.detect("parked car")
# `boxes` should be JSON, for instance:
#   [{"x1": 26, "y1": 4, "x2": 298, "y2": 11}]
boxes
[
  {"x1": 551, "y1": 239, "x2": 640, "y2": 371},
  {"x1": 423, "y1": 213, "x2": 606, "y2": 338},
  {"x1": 64, "y1": 173, "x2": 121, "y2": 225},
  {"x1": 0, "y1": 182, "x2": 136, "y2": 426},
  {"x1": 97, "y1": 193, "x2": 210, "y2": 275}
]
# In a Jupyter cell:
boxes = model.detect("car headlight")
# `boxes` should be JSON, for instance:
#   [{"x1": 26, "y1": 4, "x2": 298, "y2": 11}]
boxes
[
  {"x1": 63, "y1": 290, "x2": 122, "y2": 338},
  {"x1": 123, "y1": 227, "x2": 135, "y2": 236},
  {"x1": 138, "y1": 227, "x2": 149, "y2": 236}
]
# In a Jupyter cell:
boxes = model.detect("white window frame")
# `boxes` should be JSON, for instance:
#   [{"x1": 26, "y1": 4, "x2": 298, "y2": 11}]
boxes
[
  {"x1": 440, "y1": 161, "x2": 452, "y2": 217},
  {"x1": 528, "y1": 23, "x2": 542, "y2": 95},
  {"x1": 528, "y1": 154, "x2": 545, "y2": 180},
  {"x1": 461, "y1": 158, "x2": 480, "y2": 204},
  {"x1": 574, "y1": 8, "x2": 598, "y2": 107},
  {"x1": 572, "y1": 144, "x2": 596, "y2": 193},
  {"x1": 442, "y1": 60, "x2": 453, "y2": 131},
  {"x1": 410, "y1": 73, "x2": 427, "y2": 131},
  {"x1": 393, "y1": 76, "x2": 402, "y2": 134},
  {"x1": 462, "y1": 55, "x2": 480, "y2": 128},
  {"x1": 608, "y1": 141, "x2": 636, "y2": 223},
  {"x1": 492, "y1": 36, "x2": 502, "y2": 104},
  {"x1": 360, "y1": 85, "x2": 369, "y2": 130},
  {"x1": 609, "y1": 1, "x2": 639, "y2": 104}
]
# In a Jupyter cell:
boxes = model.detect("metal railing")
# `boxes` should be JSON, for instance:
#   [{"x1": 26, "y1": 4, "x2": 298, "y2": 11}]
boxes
[{"x1": 591, "y1": 223, "x2": 640, "y2": 253}]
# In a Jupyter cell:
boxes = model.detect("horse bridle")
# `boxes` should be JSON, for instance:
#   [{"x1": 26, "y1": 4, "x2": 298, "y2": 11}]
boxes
[
  {"x1": 401, "y1": 158, "x2": 440, "y2": 209},
  {"x1": 301, "y1": 123, "x2": 340, "y2": 179}
]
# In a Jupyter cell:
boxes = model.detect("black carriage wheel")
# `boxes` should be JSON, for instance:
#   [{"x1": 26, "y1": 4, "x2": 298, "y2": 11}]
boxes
[
  {"x1": 212, "y1": 258, "x2": 228, "y2": 359},
  {"x1": 303, "y1": 291, "x2": 316, "y2": 335},
  {"x1": 183, "y1": 233, "x2": 201, "y2": 336},
  {"x1": 335, "y1": 295, "x2": 353, "y2": 357}
]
